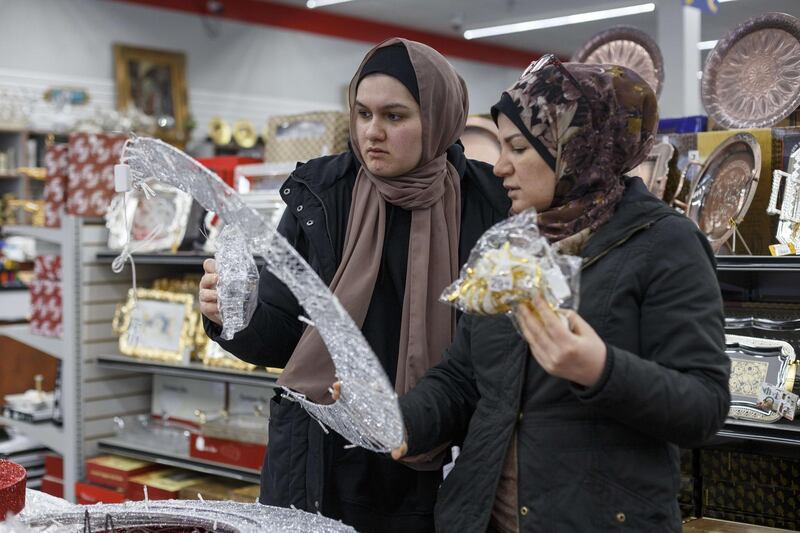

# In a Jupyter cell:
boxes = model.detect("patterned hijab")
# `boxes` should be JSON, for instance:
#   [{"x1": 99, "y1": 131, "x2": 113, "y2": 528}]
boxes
[{"x1": 491, "y1": 60, "x2": 658, "y2": 242}]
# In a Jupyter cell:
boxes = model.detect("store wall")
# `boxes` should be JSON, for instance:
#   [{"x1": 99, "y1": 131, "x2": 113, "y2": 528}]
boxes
[{"x1": 0, "y1": 0, "x2": 522, "y2": 142}]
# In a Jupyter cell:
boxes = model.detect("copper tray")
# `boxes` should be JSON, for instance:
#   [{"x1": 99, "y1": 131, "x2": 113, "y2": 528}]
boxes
[
  {"x1": 702, "y1": 12, "x2": 800, "y2": 129},
  {"x1": 571, "y1": 26, "x2": 664, "y2": 97},
  {"x1": 686, "y1": 133, "x2": 761, "y2": 252}
]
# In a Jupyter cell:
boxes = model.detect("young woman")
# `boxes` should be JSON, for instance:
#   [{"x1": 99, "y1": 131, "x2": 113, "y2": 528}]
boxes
[
  {"x1": 198, "y1": 38, "x2": 509, "y2": 532},
  {"x1": 393, "y1": 57, "x2": 731, "y2": 532}
]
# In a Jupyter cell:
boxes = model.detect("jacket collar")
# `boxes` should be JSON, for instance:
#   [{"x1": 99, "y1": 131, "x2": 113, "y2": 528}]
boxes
[{"x1": 580, "y1": 177, "x2": 680, "y2": 261}]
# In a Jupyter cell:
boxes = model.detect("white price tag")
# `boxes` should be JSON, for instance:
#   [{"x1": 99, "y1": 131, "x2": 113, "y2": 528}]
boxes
[
  {"x1": 543, "y1": 266, "x2": 570, "y2": 301},
  {"x1": 757, "y1": 383, "x2": 798, "y2": 421},
  {"x1": 489, "y1": 274, "x2": 514, "y2": 292}
]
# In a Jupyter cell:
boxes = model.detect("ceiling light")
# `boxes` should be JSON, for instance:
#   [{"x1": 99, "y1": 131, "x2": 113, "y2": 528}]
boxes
[
  {"x1": 697, "y1": 40, "x2": 718, "y2": 50},
  {"x1": 306, "y1": 0, "x2": 354, "y2": 8},
  {"x1": 463, "y1": 3, "x2": 656, "y2": 40}
]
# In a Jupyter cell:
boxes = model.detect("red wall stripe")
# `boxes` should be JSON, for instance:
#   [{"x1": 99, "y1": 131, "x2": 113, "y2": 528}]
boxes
[{"x1": 109, "y1": 0, "x2": 542, "y2": 68}]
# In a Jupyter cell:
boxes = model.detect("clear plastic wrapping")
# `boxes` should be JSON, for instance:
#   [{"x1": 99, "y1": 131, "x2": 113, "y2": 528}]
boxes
[
  {"x1": 442, "y1": 209, "x2": 581, "y2": 315},
  {"x1": 119, "y1": 136, "x2": 404, "y2": 452},
  {"x1": 216, "y1": 224, "x2": 260, "y2": 340},
  {"x1": 17, "y1": 495, "x2": 356, "y2": 532}
]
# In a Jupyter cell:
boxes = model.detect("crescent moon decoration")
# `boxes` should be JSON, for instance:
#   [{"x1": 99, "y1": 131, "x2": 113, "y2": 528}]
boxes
[{"x1": 117, "y1": 136, "x2": 405, "y2": 453}]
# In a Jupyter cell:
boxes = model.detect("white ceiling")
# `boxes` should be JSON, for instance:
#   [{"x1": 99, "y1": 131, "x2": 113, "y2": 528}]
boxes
[{"x1": 269, "y1": 0, "x2": 800, "y2": 57}]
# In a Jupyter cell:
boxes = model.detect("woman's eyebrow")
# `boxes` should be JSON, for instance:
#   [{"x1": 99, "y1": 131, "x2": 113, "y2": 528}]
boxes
[
  {"x1": 354, "y1": 100, "x2": 411, "y2": 111},
  {"x1": 503, "y1": 133, "x2": 523, "y2": 143}
]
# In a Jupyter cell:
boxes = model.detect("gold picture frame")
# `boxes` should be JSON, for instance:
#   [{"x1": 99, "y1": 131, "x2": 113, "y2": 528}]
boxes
[
  {"x1": 113, "y1": 44, "x2": 188, "y2": 146},
  {"x1": 113, "y1": 288, "x2": 197, "y2": 363}
]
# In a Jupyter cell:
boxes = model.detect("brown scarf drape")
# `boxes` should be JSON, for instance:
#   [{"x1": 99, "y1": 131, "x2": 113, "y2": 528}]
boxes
[{"x1": 278, "y1": 38, "x2": 469, "y2": 410}]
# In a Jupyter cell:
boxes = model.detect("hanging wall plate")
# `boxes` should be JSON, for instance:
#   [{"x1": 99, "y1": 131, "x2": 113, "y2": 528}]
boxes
[
  {"x1": 686, "y1": 133, "x2": 761, "y2": 253},
  {"x1": 702, "y1": 12, "x2": 800, "y2": 129},
  {"x1": 572, "y1": 26, "x2": 664, "y2": 98}
]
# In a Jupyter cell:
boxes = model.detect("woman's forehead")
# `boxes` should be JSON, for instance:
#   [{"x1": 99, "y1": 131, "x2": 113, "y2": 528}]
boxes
[{"x1": 355, "y1": 74, "x2": 418, "y2": 109}]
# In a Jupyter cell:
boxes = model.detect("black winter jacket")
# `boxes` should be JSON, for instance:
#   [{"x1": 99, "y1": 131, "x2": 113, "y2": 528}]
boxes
[
  {"x1": 204, "y1": 144, "x2": 510, "y2": 530},
  {"x1": 400, "y1": 177, "x2": 731, "y2": 533}
]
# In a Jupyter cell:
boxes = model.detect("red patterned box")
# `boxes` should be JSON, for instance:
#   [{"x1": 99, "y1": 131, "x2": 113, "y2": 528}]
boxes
[
  {"x1": 29, "y1": 279, "x2": 62, "y2": 338},
  {"x1": 75, "y1": 482, "x2": 125, "y2": 505},
  {"x1": 66, "y1": 132, "x2": 127, "y2": 217},
  {"x1": 44, "y1": 144, "x2": 69, "y2": 228},
  {"x1": 189, "y1": 434, "x2": 266, "y2": 471},
  {"x1": 34, "y1": 255, "x2": 62, "y2": 282}
]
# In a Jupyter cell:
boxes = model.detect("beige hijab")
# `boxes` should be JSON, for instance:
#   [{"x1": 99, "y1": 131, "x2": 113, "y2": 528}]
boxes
[{"x1": 277, "y1": 38, "x2": 469, "y2": 407}]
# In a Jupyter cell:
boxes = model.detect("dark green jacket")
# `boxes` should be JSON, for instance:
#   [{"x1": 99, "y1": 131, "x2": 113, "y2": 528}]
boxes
[{"x1": 400, "y1": 177, "x2": 731, "y2": 533}]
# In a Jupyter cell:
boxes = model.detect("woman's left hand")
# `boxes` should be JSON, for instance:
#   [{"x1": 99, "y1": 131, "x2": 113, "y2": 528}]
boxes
[{"x1": 515, "y1": 294, "x2": 607, "y2": 387}]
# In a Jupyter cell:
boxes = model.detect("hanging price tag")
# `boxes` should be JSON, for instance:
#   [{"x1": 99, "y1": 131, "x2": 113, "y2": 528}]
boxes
[{"x1": 757, "y1": 383, "x2": 798, "y2": 421}]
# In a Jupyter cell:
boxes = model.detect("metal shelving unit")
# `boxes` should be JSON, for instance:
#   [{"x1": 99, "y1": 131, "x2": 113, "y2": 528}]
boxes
[
  {"x1": 0, "y1": 416, "x2": 64, "y2": 453},
  {"x1": 0, "y1": 324, "x2": 64, "y2": 359},
  {"x1": 0, "y1": 217, "x2": 82, "y2": 502},
  {"x1": 97, "y1": 438, "x2": 261, "y2": 484},
  {"x1": 96, "y1": 354, "x2": 280, "y2": 387},
  {"x1": 94, "y1": 250, "x2": 266, "y2": 267},
  {"x1": 714, "y1": 255, "x2": 800, "y2": 446},
  {"x1": 2, "y1": 224, "x2": 63, "y2": 245}
]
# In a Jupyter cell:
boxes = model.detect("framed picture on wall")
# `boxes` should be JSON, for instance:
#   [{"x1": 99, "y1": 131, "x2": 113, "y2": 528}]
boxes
[{"x1": 113, "y1": 44, "x2": 188, "y2": 146}]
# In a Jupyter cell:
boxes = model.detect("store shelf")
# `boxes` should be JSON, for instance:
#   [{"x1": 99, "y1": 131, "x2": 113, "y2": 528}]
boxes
[
  {"x1": 96, "y1": 354, "x2": 280, "y2": 387},
  {"x1": 2, "y1": 225, "x2": 62, "y2": 244},
  {"x1": 95, "y1": 250, "x2": 266, "y2": 267},
  {"x1": 97, "y1": 437, "x2": 261, "y2": 484},
  {"x1": 0, "y1": 324, "x2": 64, "y2": 359},
  {"x1": 717, "y1": 419, "x2": 800, "y2": 447},
  {"x1": 0, "y1": 416, "x2": 64, "y2": 454},
  {"x1": 716, "y1": 256, "x2": 800, "y2": 272}
]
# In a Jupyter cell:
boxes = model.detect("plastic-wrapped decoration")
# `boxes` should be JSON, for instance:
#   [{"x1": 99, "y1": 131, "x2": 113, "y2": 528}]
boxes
[
  {"x1": 17, "y1": 497, "x2": 357, "y2": 532},
  {"x1": 118, "y1": 136, "x2": 404, "y2": 453},
  {"x1": 442, "y1": 209, "x2": 581, "y2": 315},
  {"x1": 215, "y1": 224, "x2": 260, "y2": 340}
]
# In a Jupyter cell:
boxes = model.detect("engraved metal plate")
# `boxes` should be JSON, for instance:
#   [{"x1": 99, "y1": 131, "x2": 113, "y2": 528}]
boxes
[
  {"x1": 686, "y1": 133, "x2": 761, "y2": 252},
  {"x1": 702, "y1": 12, "x2": 800, "y2": 129},
  {"x1": 626, "y1": 142, "x2": 674, "y2": 199},
  {"x1": 572, "y1": 26, "x2": 664, "y2": 97},
  {"x1": 725, "y1": 334, "x2": 796, "y2": 423}
]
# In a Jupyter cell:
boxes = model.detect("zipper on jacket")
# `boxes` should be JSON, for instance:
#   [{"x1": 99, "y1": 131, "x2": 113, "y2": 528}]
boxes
[{"x1": 581, "y1": 216, "x2": 669, "y2": 271}]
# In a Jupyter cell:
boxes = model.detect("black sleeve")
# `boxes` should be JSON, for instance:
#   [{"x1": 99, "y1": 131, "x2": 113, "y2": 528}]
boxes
[
  {"x1": 572, "y1": 218, "x2": 731, "y2": 448},
  {"x1": 399, "y1": 315, "x2": 481, "y2": 456},
  {"x1": 203, "y1": 207, "x2": 306, "y2": 368}
]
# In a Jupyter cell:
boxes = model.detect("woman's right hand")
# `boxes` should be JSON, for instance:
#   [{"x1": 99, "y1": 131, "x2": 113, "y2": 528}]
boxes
[{"x1": 199, "y1": 258, "x2": 222, "y2": 326}]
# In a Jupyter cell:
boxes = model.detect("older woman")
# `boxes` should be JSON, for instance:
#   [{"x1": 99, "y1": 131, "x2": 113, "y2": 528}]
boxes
[
  {"x1": 199, "y1": 38, "x2": 509, "y2": 532},
  {"x1": 394, "y1": 56, "x2": 731, "y2": 532}
]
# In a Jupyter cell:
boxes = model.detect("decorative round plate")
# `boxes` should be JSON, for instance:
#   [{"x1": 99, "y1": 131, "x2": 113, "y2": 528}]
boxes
[
  {"x1": 702, "y1": 12, "x2": 800, "y2": 129},
  {"x1": 686, "y1": 133, "x2": 761, "y2": 253},
  {"x1": 572, "y1": 26, "x2": 664, "y2": 97}
]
